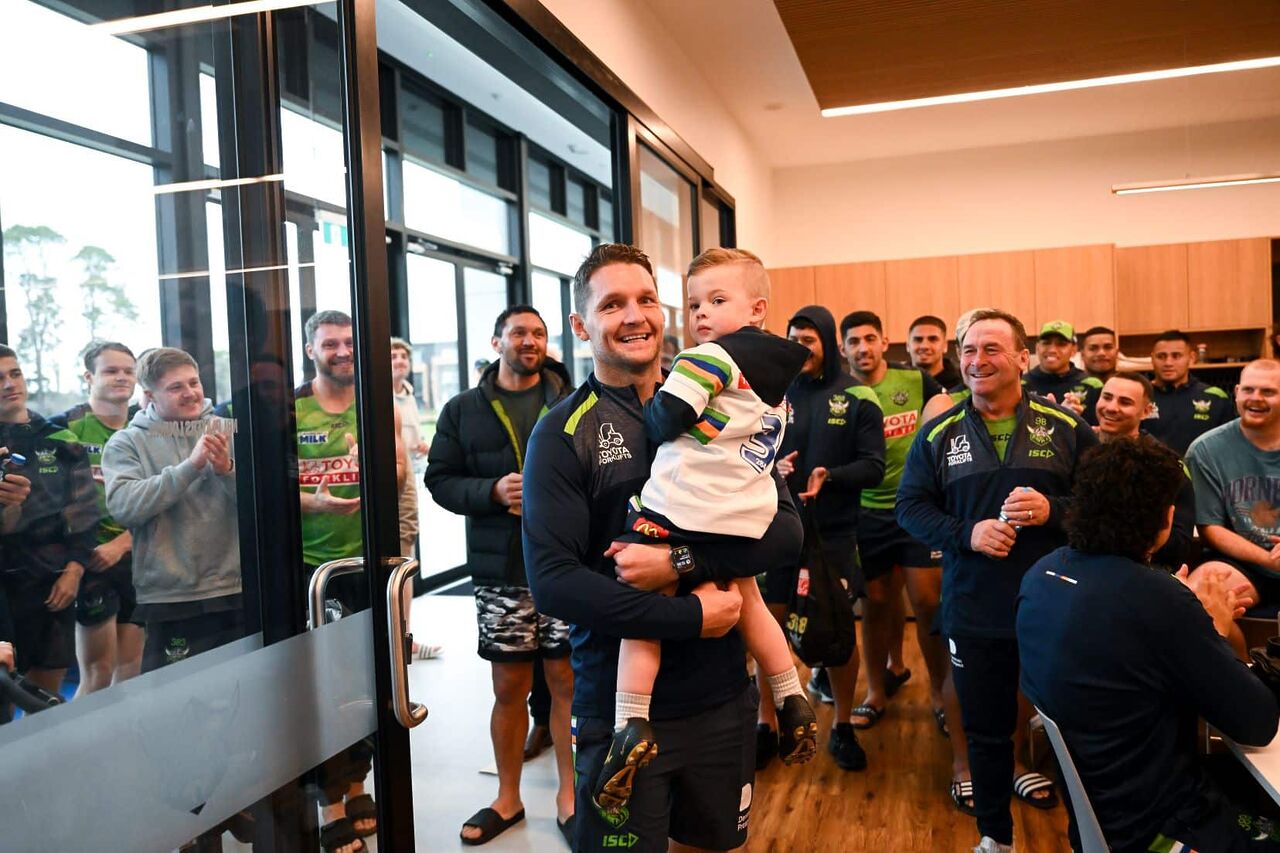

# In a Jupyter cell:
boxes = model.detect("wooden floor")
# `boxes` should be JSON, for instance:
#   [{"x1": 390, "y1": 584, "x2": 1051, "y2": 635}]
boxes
[{"x1": 746, "y1": 629, "x2": 1071, "y2": 852}]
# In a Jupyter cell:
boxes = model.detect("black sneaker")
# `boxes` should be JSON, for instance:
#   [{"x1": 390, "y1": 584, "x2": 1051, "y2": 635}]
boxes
[
  {"x1": 755, "y1": 723, "x2": 779, "y2": 771},
  {"x1": 776, "y1": 695, "x2": 819, "y2": 765},
  {"x1": 592, "y1": 718, "x2": 659, "y2": 814},
  {"x1": 827, "y1": 722, "x2": 867, "y2": 771},
  {"x1": 807, "y1": 667, "x2": 834, "y2": 704}
]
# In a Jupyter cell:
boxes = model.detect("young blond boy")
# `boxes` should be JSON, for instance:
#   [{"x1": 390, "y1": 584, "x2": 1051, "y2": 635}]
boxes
[{"x1": 593, "y1": 249, "x2": 817, "y2": 813}]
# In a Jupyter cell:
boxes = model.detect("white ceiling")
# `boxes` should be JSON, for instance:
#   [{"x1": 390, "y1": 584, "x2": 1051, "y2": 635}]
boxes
[{"x1": 643, "y1": 0, "x2": 1280, "y2": 168}]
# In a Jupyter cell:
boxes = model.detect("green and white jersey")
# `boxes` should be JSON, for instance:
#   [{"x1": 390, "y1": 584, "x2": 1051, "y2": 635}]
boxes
[
  {"x1": 295, "y1": 383, "x2": 362, "y2": 567},
  {"x1": 51, "y1": 402, "x2": 137, "y2": 544},
  {"x1": 861, "y1": 364, "x2": 946, "y2": 510}
]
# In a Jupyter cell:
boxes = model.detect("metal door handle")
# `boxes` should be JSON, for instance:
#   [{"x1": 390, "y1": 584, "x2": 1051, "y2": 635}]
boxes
[
  {"x1": 308, "y1": 558, "x2": 366, "y2": 630},
  {"x1": 387, "y1": 556, "x2": 427, "y2": 728}
]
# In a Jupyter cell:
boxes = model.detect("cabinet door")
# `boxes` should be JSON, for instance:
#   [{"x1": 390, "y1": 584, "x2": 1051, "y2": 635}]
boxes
[
  {"x1": 956, "y1": 251, "x2": 1037, "y2": 336},
  {"x1": 1187, "y1": 238, "x2": 1272, "y2": 331},
  {"x1": 814, "y1": 262, "x2": 887, "y2": 336},
  {"x1": 884, "y1": 256, "x2": 959, "y2": 343},
  {"x1": 1033, "y1": 244, "x2": 1115, "y2": 334},
  {"x1": 766, "y1": 266, "x2": 816, "y2": 335},
  {"x1": 1115, "y1": 243, "x2": 1188, "y2": 334}
]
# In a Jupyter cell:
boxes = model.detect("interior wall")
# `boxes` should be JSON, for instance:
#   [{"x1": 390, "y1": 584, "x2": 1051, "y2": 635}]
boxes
[
  {"x1": 537, "y1": 0, "x2": 776, "y2": 258},
  {"x1": 768, "y1": 116, "x2": 1280, "y2": 268}
]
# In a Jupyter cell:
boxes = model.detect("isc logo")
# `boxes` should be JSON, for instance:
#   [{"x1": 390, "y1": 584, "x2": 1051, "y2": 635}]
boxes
[{"x1": 603, "y1": 833, "x2": 639, "y2": 848}]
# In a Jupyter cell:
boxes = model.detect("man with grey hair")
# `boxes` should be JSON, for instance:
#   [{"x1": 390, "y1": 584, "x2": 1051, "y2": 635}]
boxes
[{"x1": 103, "y1": 347, "x2": 242, "y2": 673}]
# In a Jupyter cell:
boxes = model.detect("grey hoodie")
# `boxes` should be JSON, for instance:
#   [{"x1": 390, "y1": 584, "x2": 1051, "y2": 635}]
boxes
[{"x1": 102, "y1": 401, "x2": 241, "y2": 605}]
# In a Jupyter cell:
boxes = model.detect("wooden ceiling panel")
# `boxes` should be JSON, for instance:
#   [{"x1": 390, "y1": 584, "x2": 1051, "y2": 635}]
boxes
[{"x1": 774, "y1": 0, "x2": 1280, "y2": 110}]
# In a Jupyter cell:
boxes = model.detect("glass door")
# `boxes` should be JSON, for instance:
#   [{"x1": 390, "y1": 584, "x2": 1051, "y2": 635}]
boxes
[{"x1": 0, "y1": 1, "x2": 417, "y2": 850}]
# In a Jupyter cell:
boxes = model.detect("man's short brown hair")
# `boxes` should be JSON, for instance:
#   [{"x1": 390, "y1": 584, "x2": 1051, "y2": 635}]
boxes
[
  {"x1": 686, "y1": 247, "x2": 770, "y2": 300},
  {"x1": 137, "y1": 347, "x2": 198, "y2": 391},
  {"x1": 1109, "y1": 370, "x2": 1154, "y2": 403},
  {"x1": 963, "y1": 309, "x2": 1028, "y2": 352},
  {"x1": 572, "y1": 243, "x2": 654, "y2": 314}
]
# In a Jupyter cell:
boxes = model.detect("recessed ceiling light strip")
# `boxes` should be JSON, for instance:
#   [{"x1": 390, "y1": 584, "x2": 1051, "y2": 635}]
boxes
[
  {"x1": 153, "y1": 174, "x2": 285, "y2": 196},
  {"x1": 1111, "y1": 172, "x2": 1280, "y2": 195},
  {"x1": 821, "y1": 56, "x2": 1280, "y2": 118},
  {"x1": 94, "y1": 0, "x2": 327, "y2": 37}
]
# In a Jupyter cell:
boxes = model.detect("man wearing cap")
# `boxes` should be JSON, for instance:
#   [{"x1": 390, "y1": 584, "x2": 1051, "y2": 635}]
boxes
[{"x1": 1023, "y1": 321, "x2": 1102, "y2": 425}]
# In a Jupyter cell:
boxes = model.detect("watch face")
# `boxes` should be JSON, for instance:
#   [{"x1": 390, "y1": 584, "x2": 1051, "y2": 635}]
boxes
[{"x1": 671, "y1": 546, "x2": 694, "y2": 574}]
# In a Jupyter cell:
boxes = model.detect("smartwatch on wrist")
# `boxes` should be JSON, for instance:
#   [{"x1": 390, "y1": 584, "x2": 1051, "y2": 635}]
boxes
[{"x1": 670, "y1": 545, "x2": 695, "y2": 580}]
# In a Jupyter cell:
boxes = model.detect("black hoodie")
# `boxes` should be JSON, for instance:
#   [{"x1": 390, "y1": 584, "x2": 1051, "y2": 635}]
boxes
[
  {"x1": 779, "y1": 306, "x2": 886, "y2": 535},
  {"x1": 423, "y1": 358, "x2": 572, "y2": 586}
]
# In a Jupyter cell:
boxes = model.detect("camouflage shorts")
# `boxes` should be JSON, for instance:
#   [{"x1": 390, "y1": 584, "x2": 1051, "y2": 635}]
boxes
[{"x1": 474, "y1": 584, "x2": 571, "y2": 662}]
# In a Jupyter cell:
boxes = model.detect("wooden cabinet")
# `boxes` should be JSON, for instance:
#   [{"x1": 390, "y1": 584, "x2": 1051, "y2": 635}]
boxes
[
  {"x1": 956, "y1": 251, "x2": 1037, "y2": 336},
  {"x1": 1187, "y1": 238, "x2": 1272, "y2": 331},
  {"x1": 1115, "y1": 243, "x2": 1188, "y2": 334},
  {"x1": 772, "y1": 237, "x2": 1272, "y2": 354},
  {"x1": 814, "y1": 262, "x2": 886, "y2": 334},
  {"x1": 884, "y1": 256, "x2": 958, "y2": 342},
  {"x1": 1033, "y1": 244, "x2": 1115, "y2": 333},
  {"x1": 765, "y1": 266, "x2": 815, "y2": 335}
]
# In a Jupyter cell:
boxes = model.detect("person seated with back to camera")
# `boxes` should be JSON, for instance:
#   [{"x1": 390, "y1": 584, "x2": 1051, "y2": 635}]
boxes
[{"x1": 1018, "y1": 435, "x2": 1278, "y2": 852}]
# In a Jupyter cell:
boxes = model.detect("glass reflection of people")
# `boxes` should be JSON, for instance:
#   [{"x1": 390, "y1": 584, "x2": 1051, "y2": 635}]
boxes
[
  {"x1": 103, "y1": 348, "x2": 242, "y2": 674},
  {"x1": 0, "y1": 344, "x2": 96, "y2": 700},
  {"x1": 390, "y1": 337, "x2": 439, "y2": 661},
  {"x1": 660, "y1": 334, "x2": 679, "y2": 372},
  {"x1": 296, "y1": 311, "x2": 406, "y2": 850},
  {"x1": 51, "y1": 342, "x2": 143, "y2": 697}
]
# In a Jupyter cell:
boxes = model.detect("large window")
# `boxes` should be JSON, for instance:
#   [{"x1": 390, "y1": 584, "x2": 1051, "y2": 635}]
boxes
[
  {"x1": 402, "y1": 160, "x2": 513, "y2": 256},
  {"x1": 639, "y1": 144, "x2": 697, "y2": 341},
  {"x1": 0, "y1": 124, "x2": 161, "y2": 410}
]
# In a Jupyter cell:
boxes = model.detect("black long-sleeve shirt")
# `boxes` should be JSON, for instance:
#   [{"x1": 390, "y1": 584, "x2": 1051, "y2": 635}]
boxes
[
  {"x1": 1142, "y1": 377, "x2": 1235, "y2": 457},
  {"x1": 1018, "y1": 547, "x2": 1278, "y2": 852},
  {"x1": 523, "y1": 374, "x2": 803, "y2": 721},
  {"x1": 0, "y1": 412, "x2": 97, "y2": 582}
]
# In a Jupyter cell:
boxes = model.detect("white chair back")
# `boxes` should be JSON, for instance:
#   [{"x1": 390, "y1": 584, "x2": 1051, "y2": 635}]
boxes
[{"x1": 1035, "y1": 705, "x2": 1110, "y2": 853}]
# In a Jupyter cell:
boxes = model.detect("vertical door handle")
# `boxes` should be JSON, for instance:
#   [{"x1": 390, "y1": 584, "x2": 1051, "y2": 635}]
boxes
[
  {"x1": 386, "y1": 556, "x2": 428, "y2": 728},
  {"x1": 308, "y1": 558, "x2": 366, "y2": 630}
]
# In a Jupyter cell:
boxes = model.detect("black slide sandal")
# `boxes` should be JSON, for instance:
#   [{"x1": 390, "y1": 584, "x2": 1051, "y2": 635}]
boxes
[
  {"x1": 319, "y1": 817, "x2": 366, "y2": 853},
  {"x1": 345, "y1": 793, "x2": 377, "y2": 839},
  {"x1": 460, "y1": 807, "x2": 526, "y2": 845}
]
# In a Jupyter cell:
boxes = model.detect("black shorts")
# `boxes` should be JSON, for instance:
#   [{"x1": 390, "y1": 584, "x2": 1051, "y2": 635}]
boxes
[
  {"x1": 857, "y1": 508, "x2": 941, "y2": 582},
  {"x1": 74, "y1": 559, "x2": 140, "y2": 627},
  {"x1": 141, "y1": 606, "x2": 246, "y2": 673},
  {"x1": 4, "y1": 575, "x2": 76, "y2": 672},
  {"x1": 764, "y1": 534, "x2": 860, "y2": 605},
  {"x1": 474, "y1": 584, "x2": 572, "y2": 663},
  {"x1": 573, "y1": 685, "x2": 759, "y2": 853}
]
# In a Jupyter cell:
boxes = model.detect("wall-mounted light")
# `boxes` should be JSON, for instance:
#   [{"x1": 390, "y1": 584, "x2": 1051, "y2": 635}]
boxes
[
  {"x1": 94, "y1": 0, "x2": 326, "y2": 37},
  {"x1": 1111, "y1": 172, "x2": 1280, "y2": 195},
  {"x1": 821, "y1": 56, "x2": 1280, "y2": 118}
]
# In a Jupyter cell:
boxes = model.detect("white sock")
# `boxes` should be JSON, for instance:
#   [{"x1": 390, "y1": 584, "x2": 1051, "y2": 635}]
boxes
[
  {"x1": 766, "y1": 668, "x2": 803, "y2": 710},
  {"x1": 616, "y1": 692, "x2": 651, "y2": 731}
]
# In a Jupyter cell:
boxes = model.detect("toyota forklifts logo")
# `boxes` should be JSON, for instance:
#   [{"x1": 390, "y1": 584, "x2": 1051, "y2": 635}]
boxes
[
  {"x1": 946, "y1": 434, "x2": 972, "y2": 467},
  {"x1": 598, "y1": 422, "x2": 632, "y2": 465}
]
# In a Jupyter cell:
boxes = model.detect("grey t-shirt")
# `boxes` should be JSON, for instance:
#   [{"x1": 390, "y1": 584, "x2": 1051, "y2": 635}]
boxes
[{"x1": 1186, "y1": 421, "x2": 1280, "y2": 548}]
